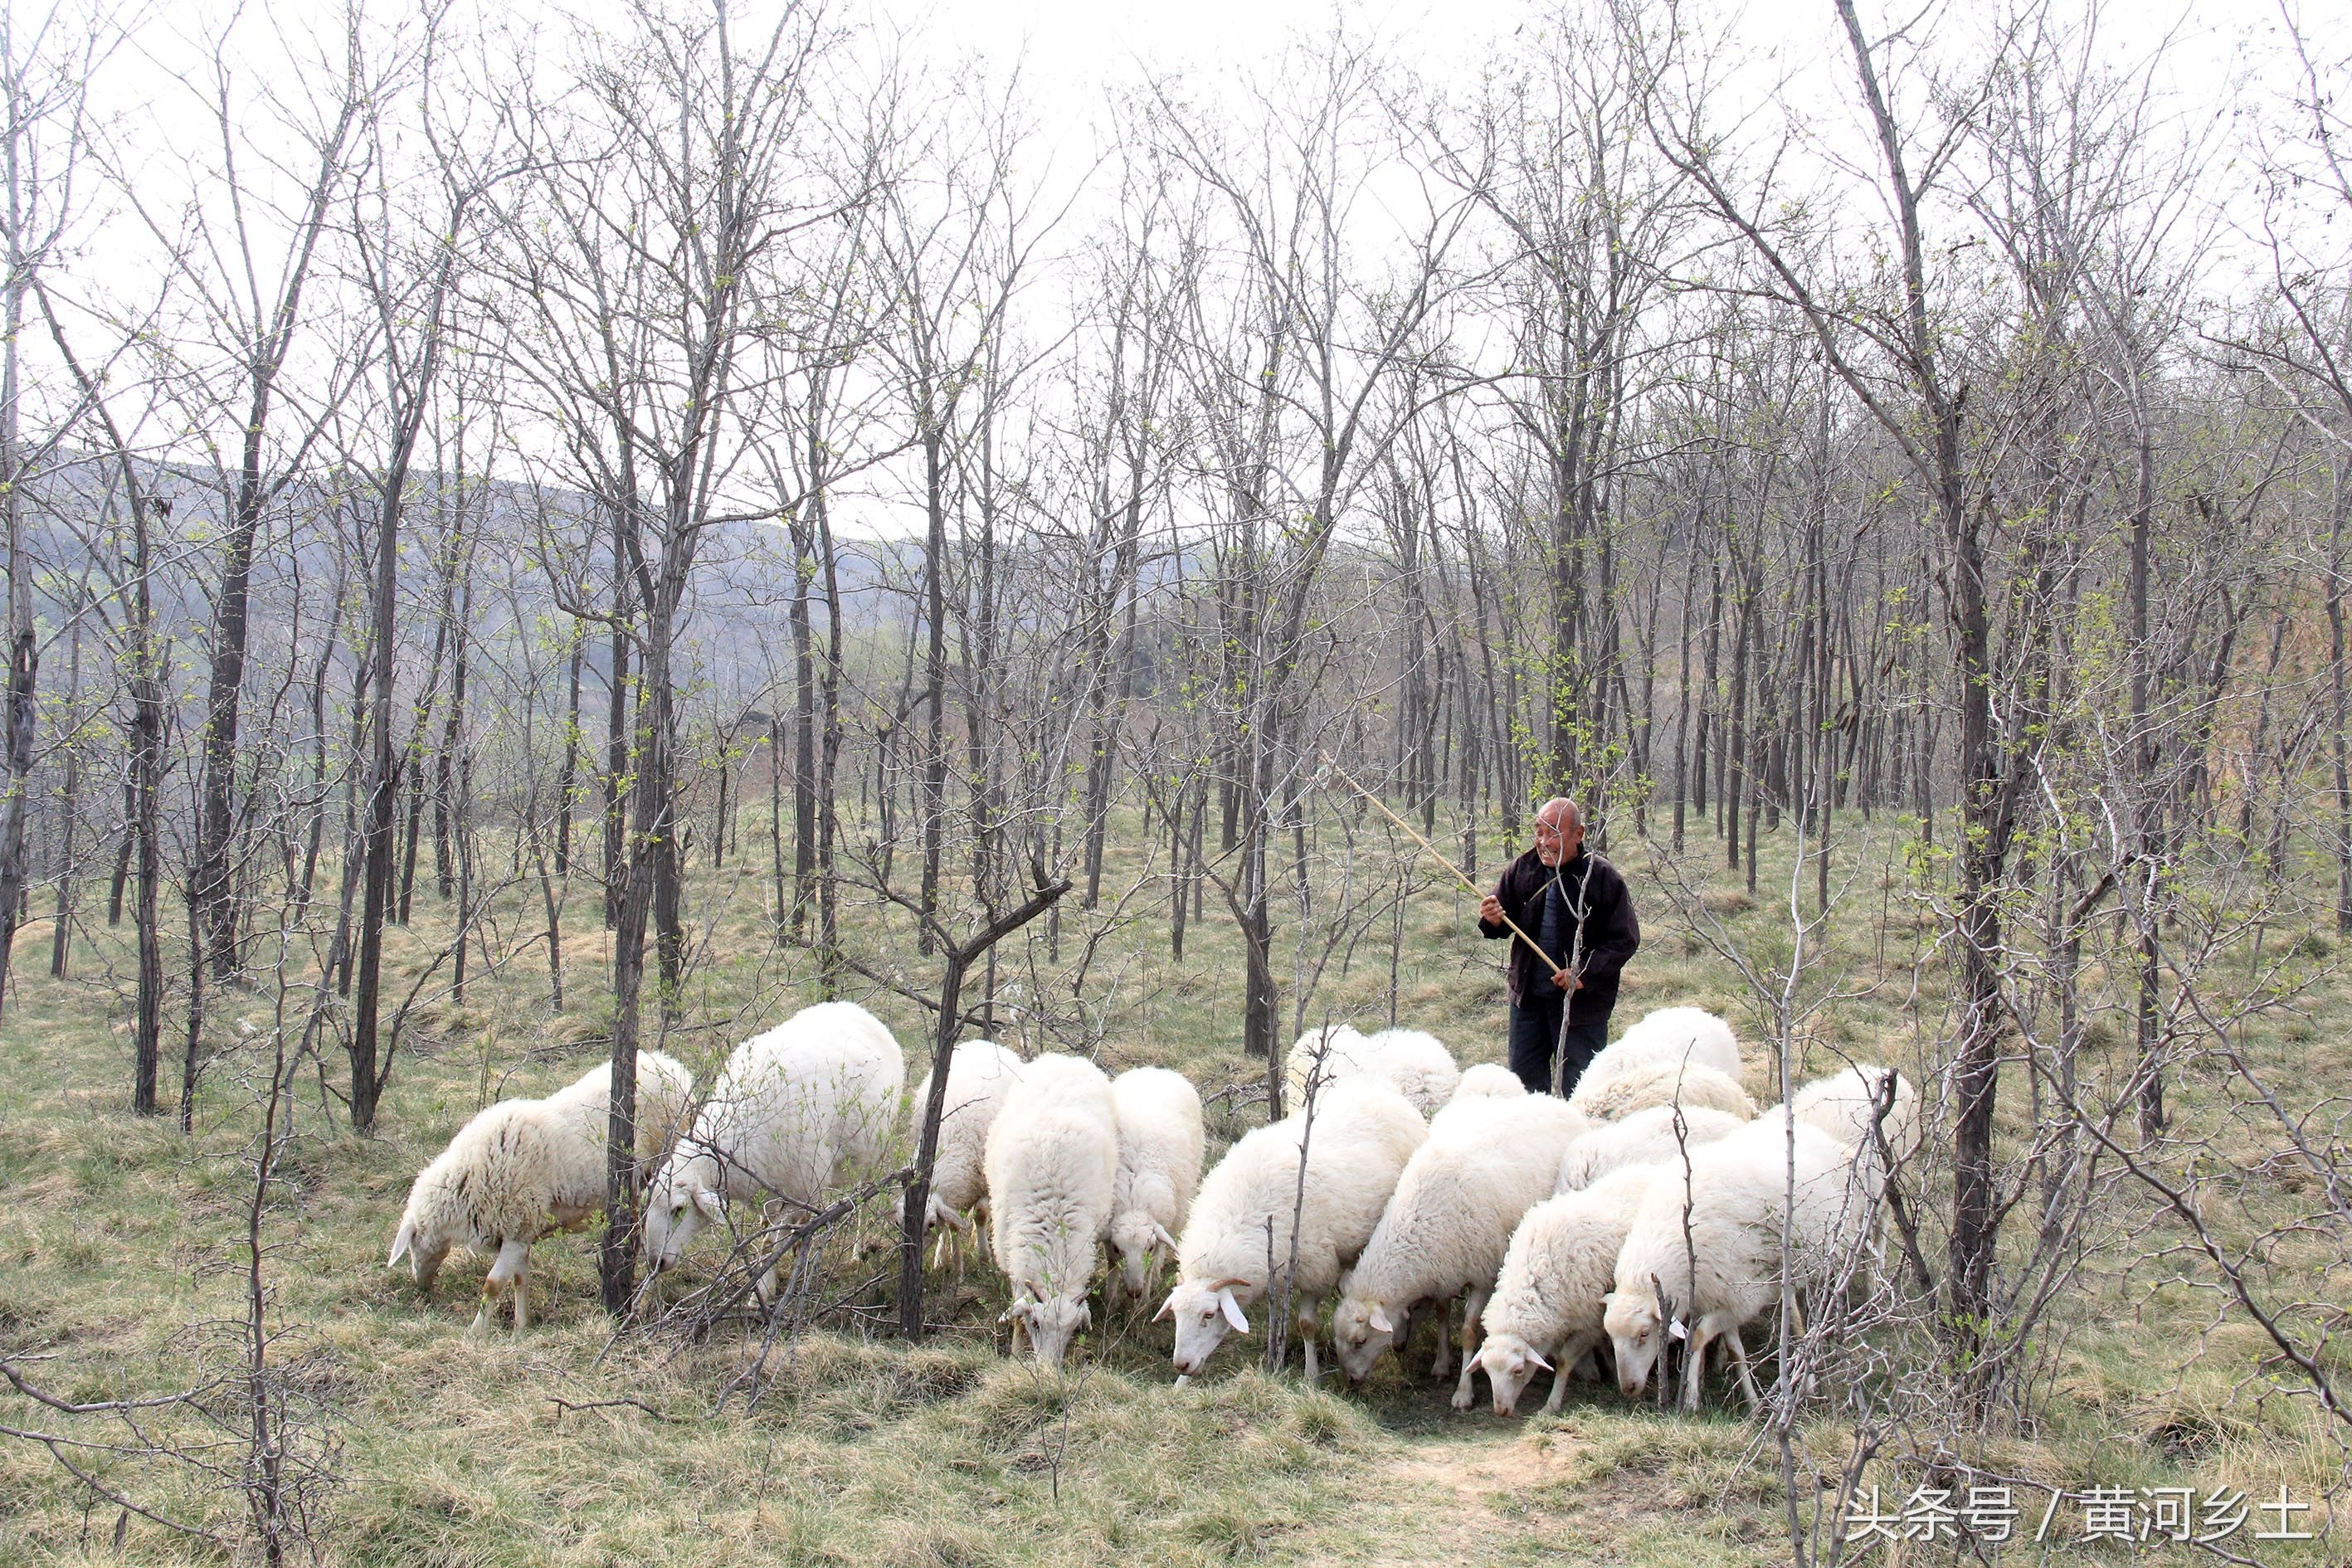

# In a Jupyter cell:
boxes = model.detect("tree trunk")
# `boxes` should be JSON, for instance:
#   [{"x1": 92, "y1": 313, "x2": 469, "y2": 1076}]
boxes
[
  {"x1": 897, "y1": 877, "x2": 1072, "y2": 1341},
  {"x1": 603, "y1": 511, "x2": 632, "y2": 931},
  {"x1": 48, "y1": 614, "x2": 80, "y2": 980},
  {"x1": 0, "y1": 629, "x2": 39, "y2": 1017},
  {"x1": 918, "y1": 430, "x2": 948, "y2": 957},
  {"x1": 556, "y1": 631, "x2": 582, "y2": 876},
  {"x1": 600, "y1": 573, "x2": 678, "y2": 1314}
]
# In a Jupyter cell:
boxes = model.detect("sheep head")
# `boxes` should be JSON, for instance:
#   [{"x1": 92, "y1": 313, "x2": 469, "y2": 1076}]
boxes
[
  {"x1": 1601, "y1": 1286, "x2": 1670, "y2": 1398},
  {"x1": 642, "y1": 1155, "x2": 724, "y2": 1271},
  {"x1": 1003, "y1": 1289, "x2": 1092, "y2": 1368},
  {"x1": 1157, "y1": 1277, "x2": 1252, "y2": 1376},
  {"x1": 386, "y1": 1211, "x2": 450, "y2": 1290},
  {"x1": 1328, "y1": 1293, "x2": 1404, "y2": 1384},
  {"x1": 1474, "y1": 1333, "x2": 1552, "y2": 1415},
  {"x1": 1109, "y1": 1212, "x2": 1178, "y2": 1297}
]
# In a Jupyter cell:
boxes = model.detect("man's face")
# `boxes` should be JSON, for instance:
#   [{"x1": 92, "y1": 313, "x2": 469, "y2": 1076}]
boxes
[{"x1": 1534, "y1": 804, "x2": 1584, "y2": 867}]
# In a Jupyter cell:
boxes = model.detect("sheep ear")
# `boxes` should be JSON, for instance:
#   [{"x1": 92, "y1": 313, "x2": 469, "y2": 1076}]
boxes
[
  {"x1": 1152, "y1": 1222, "x2": 1178, "y2": 1252},
  {"x1": 1527, "y1": 1349, "x2": 1553, "y2": 1371},
  {"x1": 1366, "y1": 1303, "x2": 1394, "y2": 1335},
  {"x1": 1668, "y1": 1319, "x2": 1689, "y2": 1342},
  {"x1": 387, "y1": 1217, "x2": 413, "y2": 1268},
  {"x1": 998, "y1": 1293, "x2": 1032, "y2": 1328},
  {"x1": 1218, "y1": 1288, "x2": 1250, "y2": 1336},
  {"x1": 943, "y1": 1205, "x2": 974, "y2": 1234},
  {"x1": 1153, "y1": 1289, "x2": 1179, "y2": 1323},
  {"x1": 1079, "y1": 1302, "x2": 1093, "y2": 1331},
  {"x1": 693, "y1": 1188, "x2": 724, "y2": 1220}
]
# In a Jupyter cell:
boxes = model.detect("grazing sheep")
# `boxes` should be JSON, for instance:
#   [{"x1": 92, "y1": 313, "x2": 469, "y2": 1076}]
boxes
[
  {"x1": 1158, "y1": 1079, "x2": 1427, "y2": 1382},
  {"x1": 1283, "y1": 1025, "x2": 1460, "y2": 1116},
  {"x1": 1575, "y1": 1007, "x2": 1742, "y2": 1103},
  {"x1": 1356, "y1": 1029, "x2": 1462, "y2": 1115},
  {"x1": 642, "y1": 1001, "x2": 904, "y2": 1298},
  {"x1": 1329, "y1": 1093, "x2": 1590, "y2": 1408},
  {"x1": 908, "y1": 1040, "x2": 1026, "y2": 1273},
  {"x1": 544, "y1": 1048, "x2": 697, "y2": 1161},
  {"x1": 388, "y1": 1101, "x2": 592, "y2": 1332},
  {"x1": 1108, "y1": 1067, "x2": 1206, "y2": 1303},
  {"x1": 1570, "y1": 1059, "x2": 1756, "y2": 1124},
  {"x1": 1790, "y1": 1064, "x2": 1919, "y2": 1170},
  {"x1": 1450, "y1": 1063, "x2": 1527, "y2": 1103},
  {"x1": 985, "y1": 1054, "x2": 1121, "y2": 1367},
  {"x1": 388, "y1": 1049, "x2": 700, "y2": 1332},
  {"x1": 1556, "y1": 1103, "x2": 1747, "y2": 1191},
  {"x1": 1477, "y1": 1163, "x2": 1663, "y2": 1415},
  {"x1": 1602, "y1": 1118, "x2": 1872, "y2": 1410},
  {"x1": 1282, "y1": 1024, "x2": 1371, "y2": 1106}
]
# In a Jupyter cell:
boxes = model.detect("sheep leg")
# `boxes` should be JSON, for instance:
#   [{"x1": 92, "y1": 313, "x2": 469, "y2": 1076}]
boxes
[
  {"x1": 1547, "y1": 1332, "x2": 1599, "y2": 1415},
  {"x1": 1428, "y1": 1298, "x2": 1454, "y2": 1378},
  {"x1": 476, "y1": 1238, "x2": 533, "y2": 1333},
  {"x1": 1679, "y1": 1321, "x2": 1721, "y2": 1413},
  {"x1": 1723, "y1": 1325, "x2": 1764, "y2": 1412},
  {"x1": 1296, "y1": 1294, "x2": 1322, "y2": 1382},
  {"x1": 1451, "y1": 1286, "x2": 1490, "y2": 1412}
]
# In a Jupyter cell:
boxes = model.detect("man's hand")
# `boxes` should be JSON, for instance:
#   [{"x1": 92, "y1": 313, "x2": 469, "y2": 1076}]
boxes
[
  {"x1": 1552, "y1": 968, "x2": 1580, "y2": 991},
  {"x1": 1479, "y1": 894, "x2": 1502, "y2": 926}
]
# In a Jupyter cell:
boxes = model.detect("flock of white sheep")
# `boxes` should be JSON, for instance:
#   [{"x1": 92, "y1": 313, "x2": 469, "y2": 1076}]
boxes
[{"x1": 388, "y1": 1000, "x2": 1916, "y2": 1415}]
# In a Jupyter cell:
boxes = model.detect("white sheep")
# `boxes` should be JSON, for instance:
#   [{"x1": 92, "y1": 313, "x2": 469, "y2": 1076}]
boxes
[
  {"x1": 387, "y1": 1049, "x2": 698, "y2": 1332},
  {"x1": 544, "y1": 1048, "x2": 698, "y2": 1161},
  {"x1": 1328, "y1": 1093, "x2": 1590, "y2": 1409},
  {"x1": 1602, "y1": 1117, "x2": 1872, "y2": 1410},
  {"x1": 1570, "y1": 1059, "x2": 1756, "y2": 1123},
  {"x1": 1108, "y1": 1066, "x2": 1205, "y2": 1303},
  {"x1": 1282, "y1": 1023, "x2": 1371, "y2": 1106},
  {"x1": 1450, "y1": 1063, "x2": 1527, "y2": 1102},
  {"x1": 1574, "y1": 1006, "x2": 1742, "y2": 1103},
  {"x1": 1476, "y1": 1163, "x2": 1663, "y2": 1415},
  {"x1": 908, "y1": 1039, "x2": 1026, "y2": 1273},
  {"x1": 388, "y1": 1101, "x2": 587, "y2": 1332},
  {"x1": 1556, "y1": 1103, "x2": 1748, "y2": 1191},
  {"x1": 1157, "y1": 1079, "x2": 1427, "y2": 1382},
  {"x1": 642, "y1": 1001, "x2": 903, "y2": 1298},
  {"x1": 1356, "y1": 1028, "x2": 1462, "y2": 1115},
  {"x1": 1790, "y1": 1063, "x2": 1919, "y2": 1169},
  {"x1": 1282, "y1": 1024, "x2": 1459, "y2": 1116},
  {"x1": 984, "y1": 1053, "x2": 1121, "y2": 1366}
]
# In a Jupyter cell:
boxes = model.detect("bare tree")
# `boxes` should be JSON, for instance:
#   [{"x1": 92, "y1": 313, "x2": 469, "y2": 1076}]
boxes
[{"x1": 490, "y1": 0, "x2": 850, "y2": 1312}]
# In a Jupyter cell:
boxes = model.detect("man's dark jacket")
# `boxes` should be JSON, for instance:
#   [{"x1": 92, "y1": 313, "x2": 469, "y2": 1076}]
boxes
[{"x1": 1478, "y1": 848, "x2": 1641, "y2": 1026}]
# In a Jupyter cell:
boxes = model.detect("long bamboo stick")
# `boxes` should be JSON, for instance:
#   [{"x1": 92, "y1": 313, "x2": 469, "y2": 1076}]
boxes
[{"x1": 1319, "y1": 752, "x2": 1553, "y2": 971}]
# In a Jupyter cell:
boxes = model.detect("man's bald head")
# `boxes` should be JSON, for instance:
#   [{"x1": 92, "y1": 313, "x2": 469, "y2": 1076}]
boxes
[{"x1": 1533, "y1": 798, "x2": 1585, "y2": 867}]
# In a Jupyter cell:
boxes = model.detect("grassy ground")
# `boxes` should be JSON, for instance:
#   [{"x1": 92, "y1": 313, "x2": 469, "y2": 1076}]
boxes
[{"x1": 0, "y1": 804, "x2": 2341, "y2": 1565}]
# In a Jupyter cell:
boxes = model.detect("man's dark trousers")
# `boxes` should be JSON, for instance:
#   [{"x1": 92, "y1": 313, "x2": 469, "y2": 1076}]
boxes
[{"x1": 1508, "y1": 995, "x2": 1606, "y2": 1096}]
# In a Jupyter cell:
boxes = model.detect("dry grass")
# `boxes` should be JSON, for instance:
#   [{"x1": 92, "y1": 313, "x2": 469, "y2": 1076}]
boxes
[{"x1": 0, "y1": 806, "x2": 2343, "y2": 1563}]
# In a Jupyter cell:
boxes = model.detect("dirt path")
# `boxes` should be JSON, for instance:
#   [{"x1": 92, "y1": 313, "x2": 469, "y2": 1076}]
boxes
[{"x1": 1357, "y1": 1424, "x2": 1594, "y2": 1565}]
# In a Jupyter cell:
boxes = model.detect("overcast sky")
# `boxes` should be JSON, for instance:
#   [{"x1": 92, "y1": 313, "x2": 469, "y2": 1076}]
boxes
[{"x1": 46, "y1": 0, "x2": 2333, "y2": 538}]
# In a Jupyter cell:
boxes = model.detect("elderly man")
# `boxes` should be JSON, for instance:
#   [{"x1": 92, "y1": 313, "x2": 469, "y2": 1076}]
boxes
[{"x1": 1477, "y1": 798, "x2": 1641, "y2": 1096}]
